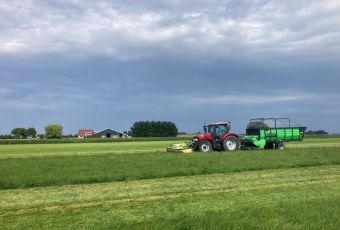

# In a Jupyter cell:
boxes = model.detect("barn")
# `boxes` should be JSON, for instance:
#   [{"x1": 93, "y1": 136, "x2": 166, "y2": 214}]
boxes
[{"x1": 96, "y1": 129, "x2": 128, "y2": 139}]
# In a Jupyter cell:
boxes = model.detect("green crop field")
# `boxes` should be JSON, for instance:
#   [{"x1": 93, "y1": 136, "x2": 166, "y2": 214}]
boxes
[{"x1": 1, "y1": 138, "x2": 340, "y2": 229}]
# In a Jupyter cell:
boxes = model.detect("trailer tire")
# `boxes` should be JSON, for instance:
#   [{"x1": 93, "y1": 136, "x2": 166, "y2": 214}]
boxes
[
  {"x1": 275, "y1": 142, "x2": 285, "y2": 150},
  {"x1": 264, "y1": 142, "x2": 274, "y2": 150},
  {"x1": 223, "y1": 136, "x2": 239, "y2": 151},
  {"x1": 199, "y1": 140, "x2": 212, "y2": 152}
]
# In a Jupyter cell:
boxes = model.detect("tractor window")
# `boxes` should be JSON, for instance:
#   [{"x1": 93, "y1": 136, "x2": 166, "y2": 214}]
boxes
[
  {"x1": 208, "y1": 126, "x2": 215, "y2": 133},
  {"x1": 215, "y1": 125, "x2": 229, "y2": 136}
]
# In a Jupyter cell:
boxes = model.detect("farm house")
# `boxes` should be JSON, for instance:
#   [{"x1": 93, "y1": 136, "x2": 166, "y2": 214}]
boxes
[{"x1": 77, "y1": 129, "x2": 94, "y2": 138}]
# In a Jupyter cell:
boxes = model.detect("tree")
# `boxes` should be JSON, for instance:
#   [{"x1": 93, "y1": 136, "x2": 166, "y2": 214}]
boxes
[
  {"x1": 306, "y1": 130, "x2": 328, "y2": 135},
  {"x1": 45, "y1": 124, "x2": 63, "y2": 139},
  {"x1": 11, "y1": 128, "x2": 28, "y2": 139},
  {"x1": 26, "y1": 127, "x2": 37, "y2": 138},
  {"x1": 130, "y1": 121, "x2": 178, "y2": 137}
]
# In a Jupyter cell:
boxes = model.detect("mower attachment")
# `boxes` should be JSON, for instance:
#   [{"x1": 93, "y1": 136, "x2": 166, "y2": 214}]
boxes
[{"x1": 167, "y1": 143, "x2": 193, "y2": 154}]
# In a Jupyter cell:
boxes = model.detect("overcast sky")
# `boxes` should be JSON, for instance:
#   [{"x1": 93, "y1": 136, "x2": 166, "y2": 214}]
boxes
[{"x1": 1, "y1": 0, "x2": 340, "y2": 134}]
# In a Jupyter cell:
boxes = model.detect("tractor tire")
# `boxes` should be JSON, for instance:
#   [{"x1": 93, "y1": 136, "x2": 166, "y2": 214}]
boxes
[
  {"x1": 275, "y1": 141, "x2": 285, "y2": 150},
  {"x1": 223, "y1": 136, "x2": 239, "y2": 151},
  {"x1": 198, "y1": 140, "x2": 212, "y2": 152}
]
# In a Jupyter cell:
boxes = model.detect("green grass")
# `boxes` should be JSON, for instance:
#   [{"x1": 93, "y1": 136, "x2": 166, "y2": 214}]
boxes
[
  {"x1": 0, "y1": 147, "x2": 339, "y2": 189},
  {"x1": 0, "y1": 137, "x2": 339, "y2": 229},
  {"x1": 1, "y1": 166, "x2": 339, "y2": 229},
  {"x1": 0, "y1": 141, "x2": 177, "y2": 157},
  {"x1": 288, "y1": 137, "x2": 340, "y2": 148}
]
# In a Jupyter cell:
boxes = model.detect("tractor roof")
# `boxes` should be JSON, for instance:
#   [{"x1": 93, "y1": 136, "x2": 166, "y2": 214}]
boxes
[{"x1": 208, "y1": 121, "x2": 230, "y2": 126}]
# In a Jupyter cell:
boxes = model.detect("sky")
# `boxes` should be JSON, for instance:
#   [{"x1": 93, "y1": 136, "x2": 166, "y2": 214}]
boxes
[{"x1": 1, "y1": 0, "x2": 340, "y2": 134}]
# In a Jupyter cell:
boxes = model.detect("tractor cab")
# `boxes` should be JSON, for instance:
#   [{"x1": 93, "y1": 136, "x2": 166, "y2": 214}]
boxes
[
  {"x1": 205, "y1": 122, "x2": 231, "y2": 141},
  {"x1": 190, "y1": 121, "x2": 240, "y2": 152}
]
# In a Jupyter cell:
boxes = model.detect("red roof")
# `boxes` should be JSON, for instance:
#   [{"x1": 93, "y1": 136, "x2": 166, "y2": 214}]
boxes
[
  {"x1": 207, "y1": 121, "x2": 230, "y2": 126},
  {"x1": 78, "y1": 129, "x2": 94, "y2": 136}
]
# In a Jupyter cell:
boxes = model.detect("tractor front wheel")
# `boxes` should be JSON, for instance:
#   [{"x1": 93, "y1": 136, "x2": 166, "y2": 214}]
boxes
[
  {"x1": 199, "y1": 140, "x2": 212, "y2": 152},
  {"x1": 223, "y1": 136, "x2": 239, "y2": 151}
]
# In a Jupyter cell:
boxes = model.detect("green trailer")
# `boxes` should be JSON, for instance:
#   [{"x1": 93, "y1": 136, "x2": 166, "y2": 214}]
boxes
[{"x1": 241, "y1": 118, "x2": 306, "y2": 150}]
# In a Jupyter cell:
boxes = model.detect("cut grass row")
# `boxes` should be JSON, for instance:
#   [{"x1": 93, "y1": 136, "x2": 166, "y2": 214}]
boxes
[
  {"x1": 1, "y1": 165, "x2": 339, "y2": 229},
  {"x1": 1, "y1": 147, "x2": 339, "y2": 189},
  {"x1": 0, "y1": 141, "x2": 176, "y2": 156}
]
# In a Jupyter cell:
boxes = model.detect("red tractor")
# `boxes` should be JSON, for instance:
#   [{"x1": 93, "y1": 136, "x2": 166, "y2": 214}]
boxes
[{"x1": 189, "y1": 121, "x2": 240, "y2": 152}]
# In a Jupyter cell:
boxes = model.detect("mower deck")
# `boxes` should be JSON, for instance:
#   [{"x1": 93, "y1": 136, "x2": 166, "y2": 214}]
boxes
[{"x1": 167, "y1": 148, "x2": 193, "y2": 154}]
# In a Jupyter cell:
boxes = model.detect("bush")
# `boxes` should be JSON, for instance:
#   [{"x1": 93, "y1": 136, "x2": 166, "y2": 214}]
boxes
[
  {"x1": 130, "y1": 121, "x2": 178, "y2": 137},
  {"x1": 86, "y1": 134, "x2": 101, "y2": 138},
  {"x1": 0, "y1": 135, "x2": 15, "y2": 139}
]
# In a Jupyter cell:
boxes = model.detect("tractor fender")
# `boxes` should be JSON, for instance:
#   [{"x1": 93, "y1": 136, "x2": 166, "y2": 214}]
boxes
[{"x1": 221, "y1": 132, "x2": 239, "y2": 142}]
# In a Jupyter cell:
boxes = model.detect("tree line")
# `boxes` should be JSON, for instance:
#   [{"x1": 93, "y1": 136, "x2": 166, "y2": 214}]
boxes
[
  {"x1": 0, "y1": 121, "x2": 178, "y2": 139},
  {"x1": 1, "y1": 122, "x2": 332, "y2": 140},
  {"x1": 305, "y1": 130, "x2": 328, "y2": 135},
  {"x1": 0, "y1": 124, "x2": 63, "y2": 139},
  {"x1": 130, "y1": 121, "x2": 178, "y2": 137}
]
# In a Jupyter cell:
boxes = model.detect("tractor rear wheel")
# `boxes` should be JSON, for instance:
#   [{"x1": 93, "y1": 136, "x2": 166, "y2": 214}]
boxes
[
  {"x1": 223, "y1": 136, "x2": 239, "y2": 151},
  {"x1": 275, "y1": 142, "x2": 285, "y2": 150},
  {"x1": 199, "y1": 140, "x2": 212, "y2": 152}
]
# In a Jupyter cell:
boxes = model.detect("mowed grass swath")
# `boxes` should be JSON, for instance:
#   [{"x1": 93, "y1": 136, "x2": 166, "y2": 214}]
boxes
[
  {"x1": 1, "y1": 165, "x2": 339, "y2": 229},
  {"x1": 0, "y1": 137, "x2": 340, "y2": 229},
  {"x1": 0, "y1": 138, "x2": 340, "y2": 189},
  {"x1": 1, "y1": 147, "x2": 340, "y2": 189}
]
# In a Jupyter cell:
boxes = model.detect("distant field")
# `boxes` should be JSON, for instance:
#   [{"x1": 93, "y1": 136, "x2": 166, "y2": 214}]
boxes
[
  {"x1": 0, "y1": 137, "x2": 339, "y2": 229},
  {"x1": 0, "y1": 137, "x2": 339, "y2": 158},
  {"x1": 287, "y1": 137, "x2": 340, "y2": 148}
]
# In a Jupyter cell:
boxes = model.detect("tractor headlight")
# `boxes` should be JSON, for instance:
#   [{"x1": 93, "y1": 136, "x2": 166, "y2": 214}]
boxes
[{"x1": 192, "y1": 138, "x2": 198, "y2": 142}]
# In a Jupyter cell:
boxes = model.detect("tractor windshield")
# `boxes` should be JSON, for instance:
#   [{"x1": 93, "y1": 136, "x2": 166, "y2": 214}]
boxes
[
  {"x1": 207, "y1": 125, "x2": 215, "y2": 133},
  {"x1": 208, "y1": 124, "x2": 229, "y2": 136}
]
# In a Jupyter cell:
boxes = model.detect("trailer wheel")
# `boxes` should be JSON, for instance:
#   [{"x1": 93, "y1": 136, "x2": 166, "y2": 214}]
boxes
[
  {"x1": 275, "y1": 142, "x2": 285, "y2": 150},
  {"x1": 264, "y1": 142, "x2": 274, "y2": 150},
  {"x1": 199, "y1": 141, "x2": 212, "y2": 152},
  {"x1": 223, "y1": 136, "x2": 239, "y2": 151}
]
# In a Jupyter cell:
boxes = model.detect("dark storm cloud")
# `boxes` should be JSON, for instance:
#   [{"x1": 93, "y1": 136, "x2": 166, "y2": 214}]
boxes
[{"x1": 0, "y1": 0, "x2": 340, "y2": 134}]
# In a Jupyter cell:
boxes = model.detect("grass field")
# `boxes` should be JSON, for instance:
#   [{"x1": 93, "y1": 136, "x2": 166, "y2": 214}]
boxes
[{"x1": 1, "y1": 138, "x2": 339, "y2": 229}]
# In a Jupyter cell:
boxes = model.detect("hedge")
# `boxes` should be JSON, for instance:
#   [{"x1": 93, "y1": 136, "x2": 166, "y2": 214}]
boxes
[{"x1": 0, "y1": 137, "x2": 192, "y2": 145}]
